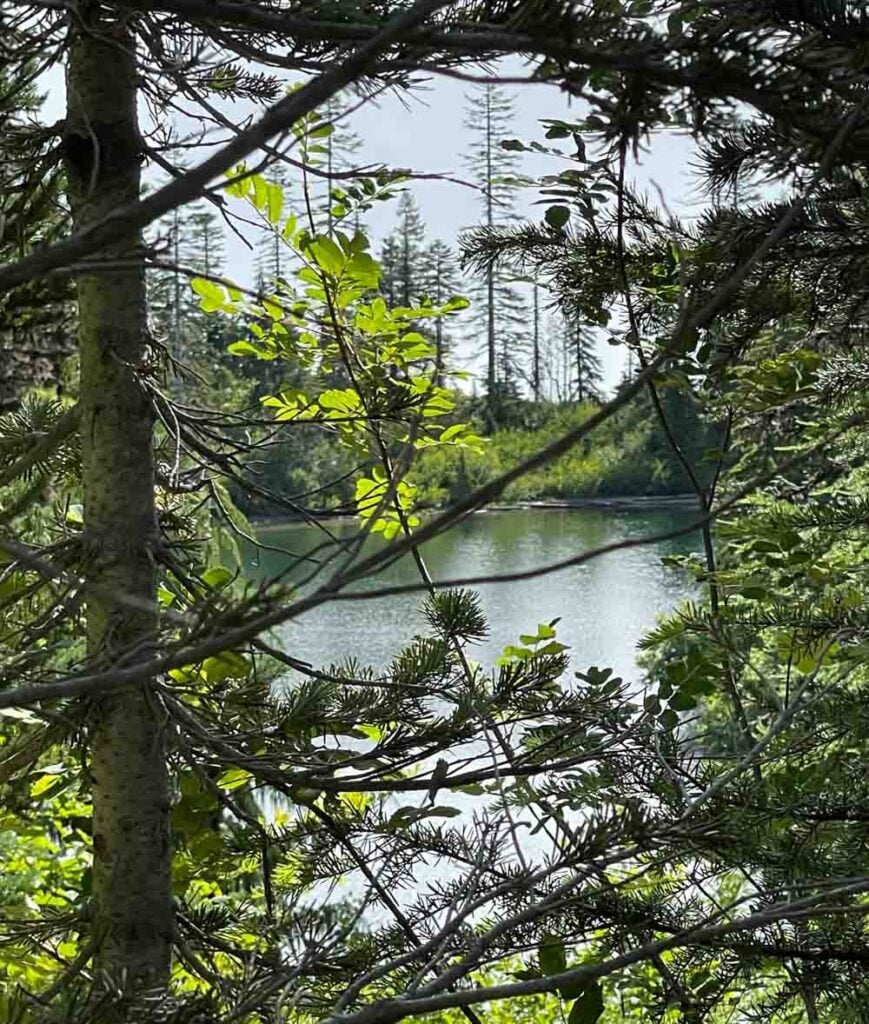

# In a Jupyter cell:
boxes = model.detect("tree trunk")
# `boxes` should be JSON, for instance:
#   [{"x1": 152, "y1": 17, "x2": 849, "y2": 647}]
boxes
[
  {"x1": 63, "y1": 11, "x2": 173, "y2": 985},
  {"x1": 532, "y1": 282, "x2": 540, "y2": 403},
  {"x1": 486, "y1": 269, "x2": 496, "y2": 403},
  {"x1": 485, "y1": 88, "x2": 497, "y2": 423},
  {"x1": 575, "y1": 324, "x2": 584, "y2": 403},
  {"x1": 433, "y1": 252, "x2": 445, "y2": 389}
]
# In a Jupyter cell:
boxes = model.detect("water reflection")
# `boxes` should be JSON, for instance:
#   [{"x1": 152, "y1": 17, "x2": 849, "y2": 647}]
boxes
[{"x1": 248, "y1": 508, "x2": 699, "y2": 684}]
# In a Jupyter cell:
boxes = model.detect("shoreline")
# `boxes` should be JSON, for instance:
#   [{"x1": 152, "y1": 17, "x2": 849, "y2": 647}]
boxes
[{"x1": 253, "y1": 493, "x2": 698, "y2": 529}]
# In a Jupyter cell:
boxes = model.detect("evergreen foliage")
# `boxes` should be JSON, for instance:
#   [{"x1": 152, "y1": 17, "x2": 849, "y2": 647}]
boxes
[
  {"x1": 0, "y1": 61, "x2": 72, "y2": 409},
  {"x1": 5, "y1": 0, "x2": 869, "y2": 1020},
  {"x1": 462, "y1": 86, "x2": 529, "y2": 418},
  {"x1": 379, "y1": 193, "x2": 429, "y2": 307}
]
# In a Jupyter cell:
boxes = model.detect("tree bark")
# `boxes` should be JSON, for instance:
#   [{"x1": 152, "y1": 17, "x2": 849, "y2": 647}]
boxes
[{"x1": 63, "y1": 10, "x2": 173, "y2": 985}]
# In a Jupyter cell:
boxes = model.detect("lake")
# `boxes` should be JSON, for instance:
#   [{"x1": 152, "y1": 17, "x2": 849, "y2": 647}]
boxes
[{"x1": 248, "y1": 506, "x2": 699, "y2": 686}]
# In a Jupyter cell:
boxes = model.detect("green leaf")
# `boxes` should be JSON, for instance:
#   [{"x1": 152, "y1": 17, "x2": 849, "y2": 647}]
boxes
[
  {"x1": 31, "y1": 773, "x2": 62, "y2": 798},
  {"x1": 426, "y1": 805, "x2": 462, "y2": 818},
  {"x1": 318, "y1": 388, "x2": 361, "y2": 415},
  {"x1": 439, "y1": 424, "x2": 468, "y2": 443},
  {"x1": 568, "y1": 981, "x2": 604, "y2": 1024},
  {"x1": 520, "y1": 623, "x2": 558, "y2": 644},
  {"x1": 538, "y1": 640, "x2": 569, "y2": 656},
  {"x1": 498, "y1": 644, "x2": 534, "y2": 665},
  {"x1": 202, "y1": 651, "x2": 250, "y2": 684},
  {"x1": 659, "y1": 708, "x2": 679, "y2": 731},
  {"x1": 224, "y1": 164, "x2": 251, "y2": 197},
  {"x1": 227, "y1": 340, "x2": 269, "y2": 359},
  {"x1": 345, "y1": 252, "x2": 381, "y2": 288},
  {"x1": 202, "y1": 566, "x2": 234, "y2": 589},
  {"x1": 539, "y1": 934, "x2": 567, "y2": 976},
  {"x1": 252, "y1": 174, "x2": 269, "y2": 211},
  {"x1": 266, "y1": 183, "x2": 284, "y2": 225},
  {"x1": 544, "y1": 124, "x2": 572, "y2": 139},
  {"x1": 217, "y1": 767, "x2": 253, "y2": 791},
  {"x1": 191, "y1": 277, "x2": 230, "y2": 313},
  {"x1": 307, "y1": 237, "x2": 346, "y2": 276},
  {"x1": 282, "y1": 212, "x2": 298, "y2": 241},
  {"x1": 545, "y1": 205, "x2": 571, "y2": 230},
  {"x1": 669, "y1": 690, "x2": 698, "y2": 712}
]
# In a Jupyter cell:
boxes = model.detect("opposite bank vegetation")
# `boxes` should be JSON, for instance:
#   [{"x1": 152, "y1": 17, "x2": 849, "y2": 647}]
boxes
[{"x1": 237, "y1": 387, "x2": 715, "y2": 519}]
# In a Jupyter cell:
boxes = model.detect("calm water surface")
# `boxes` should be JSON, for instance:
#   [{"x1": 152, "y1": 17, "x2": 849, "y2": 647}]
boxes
[{"x1": 249, "y1": 508, "x2": 698, "y2": 685}]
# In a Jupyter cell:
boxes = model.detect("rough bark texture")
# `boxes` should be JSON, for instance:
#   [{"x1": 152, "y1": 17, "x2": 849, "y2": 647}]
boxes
[{"x1": 63, "y1": 11, "x2": 173, "y2": 984}]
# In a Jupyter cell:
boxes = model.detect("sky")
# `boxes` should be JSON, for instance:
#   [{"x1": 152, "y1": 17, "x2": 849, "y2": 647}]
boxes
[
  {"x1": 38, "y1": 57, "x2": 698, "y2": 392},
  {"x1": 343, "y1": 74, "x2": 698, "y2": 389}
]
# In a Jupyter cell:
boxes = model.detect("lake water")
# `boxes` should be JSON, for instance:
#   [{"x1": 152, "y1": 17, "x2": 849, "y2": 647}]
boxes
[{"x1": 249, "y1": 507, "x2": 699, "y2": 686}]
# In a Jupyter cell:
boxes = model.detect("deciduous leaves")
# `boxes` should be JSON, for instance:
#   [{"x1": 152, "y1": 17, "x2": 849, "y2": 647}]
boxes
[
  {"x1": 545, "y1": 205, "x2": 571, "y2": 231},
  {"x1": 567, "y1": 981, "x2": 604, "y2": 1024},
  {"x1": 538, "y1": 933, "x2": 567, "y2": 976},
  {"x1": 498, "y1": 620, "x2": 569, "y2": 665}
]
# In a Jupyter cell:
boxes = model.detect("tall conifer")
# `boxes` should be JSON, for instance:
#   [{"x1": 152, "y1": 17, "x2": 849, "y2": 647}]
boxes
[{"x1": 462, "y1": 85, "x2": 527, "y2": 421}]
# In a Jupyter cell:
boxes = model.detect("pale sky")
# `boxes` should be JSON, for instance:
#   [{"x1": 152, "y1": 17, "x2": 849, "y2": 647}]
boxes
[{"x1": 38, "y1": 58, "x2": 698, "y2": 392}]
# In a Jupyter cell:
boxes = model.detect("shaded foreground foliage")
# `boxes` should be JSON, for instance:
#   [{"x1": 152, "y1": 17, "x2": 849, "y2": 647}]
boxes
[{"x1": 3, "y1": 0, "x2": 869, "y2": 1022}]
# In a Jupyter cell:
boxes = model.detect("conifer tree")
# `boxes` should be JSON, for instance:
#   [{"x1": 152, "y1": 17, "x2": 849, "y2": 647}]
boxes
[
  {"x1": 566, "y1": 317, "x2": 602, "y2": 403},
  {"x1": 544, "y1": 312, "x2": 571, "y2": 402},
  {"x1": 531, "y1": 280, "x2": 542, "y2": 403},
  {"x1": 0, "y1": 61, "x2": 72, "y2": 408},
  {"x1": 379, "y1": 199, "x2": 464, "y2": 384},
  {"x1": 2, "y1": 8, "x2": 440, "y2": 996},
  {"x1": 6, "y1": 1, "x2": 869, "y2": 1018},
  {"x1": 321, "y1": 95, "x2": 364, "y2": 233},
  {"x1": 379, "y1": 191, "x2": 429, "y2": 306},
  {"x1": 62, "y1": 12, "x2": 173, "y2": 982},
  {"x1": 187, "y1": 203, "x2": 234, "y2": 363},
  {"x1": 422, "y1": 238, "x2": 463, "y2": 382},
  {"x1": 188, "y1": 204, "x2": 225, "y2": 281},
  {"x1": 462, "y1": 85, "x2": 527, "y2": 420},
  {"x1": 378, "y1": 232, "x2": 402, "y2": 307},
  {"x1": 254, "y1": 162, "x2": 295, "y2": 284},
  {"x1": 150, "y1": 204, "x2": 201, "y2": 365}
]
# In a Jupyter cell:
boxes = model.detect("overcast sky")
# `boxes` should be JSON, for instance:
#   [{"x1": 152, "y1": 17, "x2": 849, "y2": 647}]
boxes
[{"x1": 39, "y1": 58, "x2": 697, "y2": 391}]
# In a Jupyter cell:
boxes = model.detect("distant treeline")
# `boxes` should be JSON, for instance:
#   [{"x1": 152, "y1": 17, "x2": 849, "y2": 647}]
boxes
[{"x1": 235, "y1": 383, "x2": 719, "y2": 518}]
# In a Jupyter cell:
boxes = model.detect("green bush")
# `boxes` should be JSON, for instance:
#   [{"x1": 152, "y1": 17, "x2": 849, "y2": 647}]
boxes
[
  {"x1": 408, "y1": 394, "x2": 718, "y2": 506},
  {"x1": 238, "y1": 389, "x2": 719, "y2": 517}
]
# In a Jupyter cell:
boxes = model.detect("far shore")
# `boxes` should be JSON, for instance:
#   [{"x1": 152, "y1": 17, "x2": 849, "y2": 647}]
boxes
[{"x1": 253, "y1": 494, "x2": 698, "y2": 529}]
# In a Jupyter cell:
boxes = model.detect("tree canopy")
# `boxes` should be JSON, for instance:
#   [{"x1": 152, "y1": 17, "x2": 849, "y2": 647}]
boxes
[{"x1": 2, "y1": 0, "x2": 869, "y2": 1021}]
